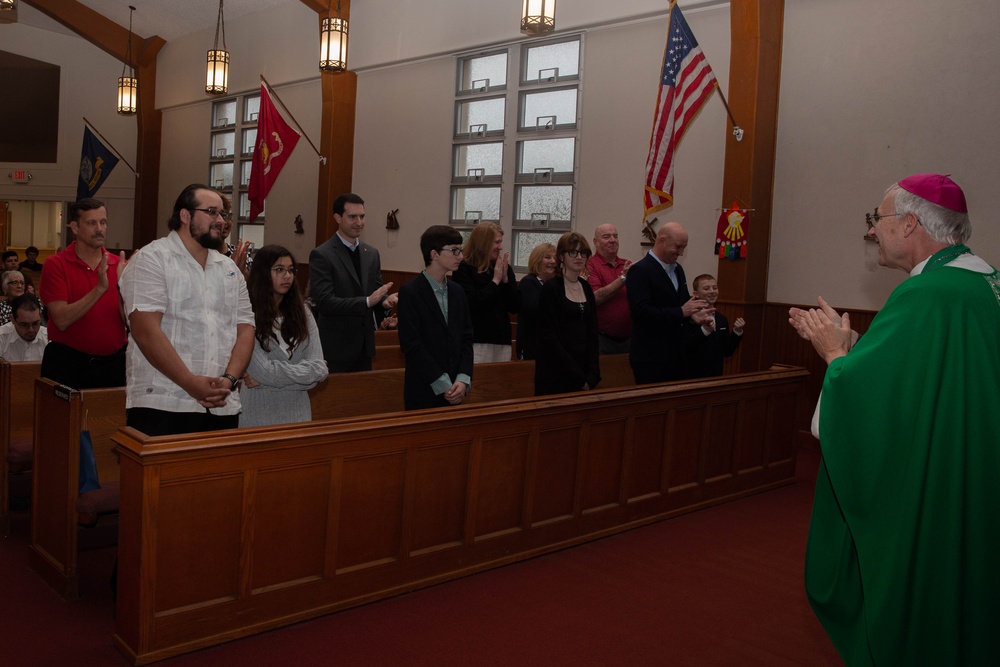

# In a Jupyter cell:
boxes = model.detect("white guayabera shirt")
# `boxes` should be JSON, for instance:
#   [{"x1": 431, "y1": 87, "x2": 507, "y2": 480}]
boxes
[{"x1": 119, "y1": 231, "x2": 253, "y2": 416}]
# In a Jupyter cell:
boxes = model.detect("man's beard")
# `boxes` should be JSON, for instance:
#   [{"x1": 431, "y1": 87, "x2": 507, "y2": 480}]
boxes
[{"x1": 196, "y1": 228, "x2": 220, "y2": 249}]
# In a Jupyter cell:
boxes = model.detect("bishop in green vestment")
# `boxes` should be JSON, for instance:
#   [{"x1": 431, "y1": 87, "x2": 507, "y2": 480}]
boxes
[{"x1": 790, "y1": 174, "x2": 1000, "y2": 666}]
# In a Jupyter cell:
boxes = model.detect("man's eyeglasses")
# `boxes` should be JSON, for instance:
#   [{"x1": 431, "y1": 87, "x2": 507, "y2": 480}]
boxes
[
  {"x1": 14, "y1": 320, "x2": 41, "y2": 330},
  {"x1": 191, "y1": 207, "x2": 232, "y2": 221},
  {"x1": 866, "y1": 208, "x2": 903, "y2": 231},
  {"x1": 565, "y1": 249, "x2": 591, "y2": 258},
  {"x1": 272, "y1": 266, "x2": 297, "y2": 276},
  {"x1": 438, "y1": 246, "x2": 463, "y2": 256}
]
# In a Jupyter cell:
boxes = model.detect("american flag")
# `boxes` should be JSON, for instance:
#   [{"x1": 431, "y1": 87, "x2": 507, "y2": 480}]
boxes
[{"x1": 644, "y1": 1, "x2": 718, "y2": 218}]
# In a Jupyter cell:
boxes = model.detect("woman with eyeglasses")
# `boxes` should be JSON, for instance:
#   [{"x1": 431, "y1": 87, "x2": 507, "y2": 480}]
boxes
[
  {"x1": 239, "y1": 245, "x2": 328, "y2": 427},
  {"x1": 0, "y1": 270, "x2": 26, "y2": 325},
  {"x1": 452, "y1": 222, "x2": 521, "y2": 364},
  {"x1": 516, "y1": 242, "x2": 557, "y2": 361},
  {"x1": 534, "y1": 232, "x2": 600, "y2": 396}
]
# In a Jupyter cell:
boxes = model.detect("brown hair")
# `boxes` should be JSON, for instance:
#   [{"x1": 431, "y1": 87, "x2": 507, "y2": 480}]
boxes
[{"x1": 461, "y1": 222, "x2": 502, "y2": 274}]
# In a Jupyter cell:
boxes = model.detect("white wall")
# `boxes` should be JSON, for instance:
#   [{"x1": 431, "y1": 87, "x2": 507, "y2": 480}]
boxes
[{"x1": 771, "y1": 0, "x2": 1000, "y2": 309}]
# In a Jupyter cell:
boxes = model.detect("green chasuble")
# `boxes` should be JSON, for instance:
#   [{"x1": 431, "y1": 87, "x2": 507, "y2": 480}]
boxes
[{"x1": 806, "y1": 248, "x2": 1000, "y2": 666}]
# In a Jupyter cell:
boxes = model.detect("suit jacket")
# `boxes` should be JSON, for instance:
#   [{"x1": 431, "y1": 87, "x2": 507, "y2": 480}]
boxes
[
  {"x1": 626, "y1": 252, "x2": 692, "y2": 383},
  {"x1": 684, "y1": 311, "x2": 743, "y2": 379},
  {"x1": 309, "y1": 236, "x2": 385, "y2": 369},
  {"x1": 397, "y1": 276, "x2": 474, "y2": 410}
]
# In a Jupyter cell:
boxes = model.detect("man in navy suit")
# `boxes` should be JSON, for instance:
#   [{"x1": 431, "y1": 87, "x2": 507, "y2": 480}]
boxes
[
  {"x1": 626, "y1": 222, "x2": 713, "y2": 384},
  {"x1": 397, "y1": 225, "x2": 474, "y2": 410},
  {"x1": 309, "y1": 193, "x2": 397, "y2": 372}
]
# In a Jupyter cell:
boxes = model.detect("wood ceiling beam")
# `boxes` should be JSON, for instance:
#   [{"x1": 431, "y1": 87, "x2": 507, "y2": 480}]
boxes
[{"x1": 21, "y1": 0, "x2": 164, "y2": 66}]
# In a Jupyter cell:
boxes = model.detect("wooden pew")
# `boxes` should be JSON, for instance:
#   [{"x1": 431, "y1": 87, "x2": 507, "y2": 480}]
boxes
[
  {"x1": 309, "y1": 354, "x2": 635, "y2": 419},
  {"x1": 30, "y1": 378, "x2": 126, "y2": 599},
  {"x1": 0, "y1": 359, "x2": 41, "y2": 536},
  {"x1": 373, "y1": 329, "x2": 398, "y2": 346},
  {"x1": 113, "y1": 364, "x2": 808, "y2": 663}
]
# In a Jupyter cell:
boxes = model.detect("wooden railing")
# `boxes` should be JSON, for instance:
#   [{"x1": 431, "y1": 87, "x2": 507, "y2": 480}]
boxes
[{"x1": 112, "y1": 364, "x2": 808, "y2": 664}]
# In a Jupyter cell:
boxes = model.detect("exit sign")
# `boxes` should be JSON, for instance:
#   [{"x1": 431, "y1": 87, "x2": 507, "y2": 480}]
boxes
[{"x1": 9, "y1": 169, "x2": 31, "y2": 184}]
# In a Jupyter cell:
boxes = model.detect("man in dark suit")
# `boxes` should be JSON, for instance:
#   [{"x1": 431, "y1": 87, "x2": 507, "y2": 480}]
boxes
[
  {"x1": 626, "y1": 222, "x2": 713, "y2": 384},
  {"x1": 309, "y1": 193, "x2": 397, "y2": 372},
  {"x1": 684, "y1": 273, "x2": 745, "y2": 378},
  {"x1": 397, "y1": 225, "x2": 473, "y2": 410}
]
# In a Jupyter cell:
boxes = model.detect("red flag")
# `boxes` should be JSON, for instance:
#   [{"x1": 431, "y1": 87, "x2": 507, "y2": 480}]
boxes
[
  {"x1": 715, "y1": 202, "x2": 749, "y2": 260},
  {"x1": 643, "y1": 0, "x2": 718, "y2": 218},
  {"x1": 248, "y1": 85, "x2": 300, "y2": 223}
]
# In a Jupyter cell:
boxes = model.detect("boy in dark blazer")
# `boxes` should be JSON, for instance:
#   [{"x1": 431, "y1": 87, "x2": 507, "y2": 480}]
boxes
[
  {"x1": 684, "y1": 274, "x2": 745, "y2": 378},
  {"x1": 397, "y1": 226, "x2": 474, "y2": 410}
]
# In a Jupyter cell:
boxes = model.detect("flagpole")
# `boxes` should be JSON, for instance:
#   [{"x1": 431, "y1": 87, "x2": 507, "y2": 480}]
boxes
[
  {"x1": 260, "y1": 76, "x2": 327, "y2": 163},
  {"x1": 713, "y1": 88, "x2": 744, "y2": 142},
  {"x1": 82, "y1": 117, "x2": 139, "y2": 176}
]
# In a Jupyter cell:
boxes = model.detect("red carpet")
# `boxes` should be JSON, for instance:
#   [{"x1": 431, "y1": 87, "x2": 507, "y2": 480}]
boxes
[{"x1": 0, "y1": 448, "x2": 840, "y2": 665}]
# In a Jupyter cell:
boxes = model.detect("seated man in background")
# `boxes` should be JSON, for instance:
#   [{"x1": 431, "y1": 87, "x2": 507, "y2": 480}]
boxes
[
  {"x1": 683, "y1": 274, "x2": 745, "y2": 378},
  {"x1": 0, "y1": 294, "x2": 48, "y2": 361},
  {"x1": 0, "y1": 270, "x2": 26, "y2": 325},
  {"x1": 397, "y1": 225, "x2": 473, "y2": 410},
  {"x1": 18, "y1": 246, "x2": 44, "y2": 272}
]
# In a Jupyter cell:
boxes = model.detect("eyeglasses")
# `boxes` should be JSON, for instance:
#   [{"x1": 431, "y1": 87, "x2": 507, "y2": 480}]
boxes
[
  {"x1": 565, "y1": 249, "x2": 590, "y2": 258},
  {"x1": 438, "y1": 246, "x2": 463, "y2": 256},
  {"x1": 14, "y1": 320, "x2": 41, "y2": 330},
  {"x1": 866, "y1": 208, "x2": 901, "y2": 230},
  {"x1": 271, "y1": 266, "x2": 297, "y2": 276},
  {"x1": 191, "y1": 206, "x2": 230, "y2": 221},
  {"x1": 5, "y1": 280, "x2": 25, "y2": 287}
]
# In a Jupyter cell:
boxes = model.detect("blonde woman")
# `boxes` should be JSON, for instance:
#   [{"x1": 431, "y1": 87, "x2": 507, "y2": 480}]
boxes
[
  {"x1": 452, "y1": 222, "x2": 520, "y2": 363},
  {"x1": 516, "y1": 242, "x2": 557, "y2": 360}
]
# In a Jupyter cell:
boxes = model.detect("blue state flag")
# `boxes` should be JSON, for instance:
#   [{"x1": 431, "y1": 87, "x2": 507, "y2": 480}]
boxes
[{"x1": 77, "y1": 126, "x2": 119, "y2": 201}]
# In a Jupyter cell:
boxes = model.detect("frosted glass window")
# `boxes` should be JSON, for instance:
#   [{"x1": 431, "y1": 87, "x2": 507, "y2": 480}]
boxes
[
  {"x1": 237, "y1": 221, "x2": 265, "y2": 249},
  {"x1": 457, "y1": 97, "x2": 505, "y2": 135},
  {"x1": 521, "y1": 89, "x2": 577, "y2": 129},
  {"x1": 241, "y1": 161, "x2": 253, "y2": 186},
  {"x1": 210, "y1": 163, "x2": 233, "y2": 190},
  {"x1": 213, "y1": 100, "x2": 236, "y2": 127},
  {"x1": 516, "y1": 185, "x2": 573, "y2": 222},
  {"x1": 452, "y1": 186, "x2": 501, "y2": 221},
  {"x1": 513, "y1": 231, "x2": 563, "y2": 267},
  {"x1": 459, "y1": 53, "x2": 507, "y2": 92},
  {"x1": 244, "y1": 95, "x2": 261, "y2": 123},
  {"x1": 454, "y1": 143, "x2": 503, "y2": 179},
  {"x1": 241, "y1": 128, "x2": 257, "y2": 156},
  {"x1": 212, "y1": 131, "x2": 235, "y2": 159},
  {"x1": 523, "y1": 41, "x2": 580, "y2": 83},
  {"x1": 519, "y1": 138, "x2": 575, "y2": 174}
]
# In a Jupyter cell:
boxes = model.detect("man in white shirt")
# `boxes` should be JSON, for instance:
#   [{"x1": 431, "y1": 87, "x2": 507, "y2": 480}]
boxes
[
  {"x1": 0, "y1": 294, "x2": 48, "y2": 361},
  {"x1": 119, "y1": 183, "x2": 254, "y2": 436}
]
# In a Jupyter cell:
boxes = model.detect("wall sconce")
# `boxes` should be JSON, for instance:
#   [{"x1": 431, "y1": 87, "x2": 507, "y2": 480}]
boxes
[
  {"x1": 319, "y1": 0, "x2": 348, "y2": 73},
  {"x1": 206, "y1": 0, "x2": 230, "y2": 95},
  {"x1": 0, "y1": 1, "x2": 17, "y2": 12},
  {"x1": 521, "y1": 0, "x2": 556, "y2": 35},
  {"x1": 117, "y1": 5, "x2": 138, "y2": 115}
]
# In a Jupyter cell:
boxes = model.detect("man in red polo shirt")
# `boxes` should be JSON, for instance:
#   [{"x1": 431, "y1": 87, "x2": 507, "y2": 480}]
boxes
[
  {"x1": 586, "y1": 224, "x2": 633, "y2": 354},
  {"x1": 39, "y1": 198, "x2": 128, "y2": 388}
]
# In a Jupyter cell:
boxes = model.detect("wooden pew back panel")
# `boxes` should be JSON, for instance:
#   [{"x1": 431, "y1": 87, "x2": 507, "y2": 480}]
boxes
[
  {"x1": 113, "y1": 365, "x2": 806, "y2": 663},
  {"x1": 30, "y1": 379, "x2": 125, "y2": 598},
  {"x1": 0, "y1": 360, "x2": 41, "y2": 536}
]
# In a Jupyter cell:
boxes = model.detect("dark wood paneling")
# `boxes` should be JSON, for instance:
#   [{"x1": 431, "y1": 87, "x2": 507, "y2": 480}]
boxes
[
  {"x1": 409, "y1": 443, "x2": 469, "y2": 555},
  {"x1": 252, "y1": 463, "x2": 331, "y2": 591},
  {"x1": 336, "y1": 452, "x2": 406, "y2": 571},
  {"x1": 530, "y1": 425, "x2": 580, "y2": 525},
  {"x1": 627, "y1": 411, "x2": 666, "y2": 500},
  {"x1": 581, "y1": 418, "x2": 626, "y2": 512},
  {"x1": 474, "y1": 433, "x2": 529, "y2": 539}
]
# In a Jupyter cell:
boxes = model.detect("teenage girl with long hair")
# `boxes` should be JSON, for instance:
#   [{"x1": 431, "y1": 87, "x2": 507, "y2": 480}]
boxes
[{"x1": 240, "y1": 245, "x2": 328, "y2": 426}]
